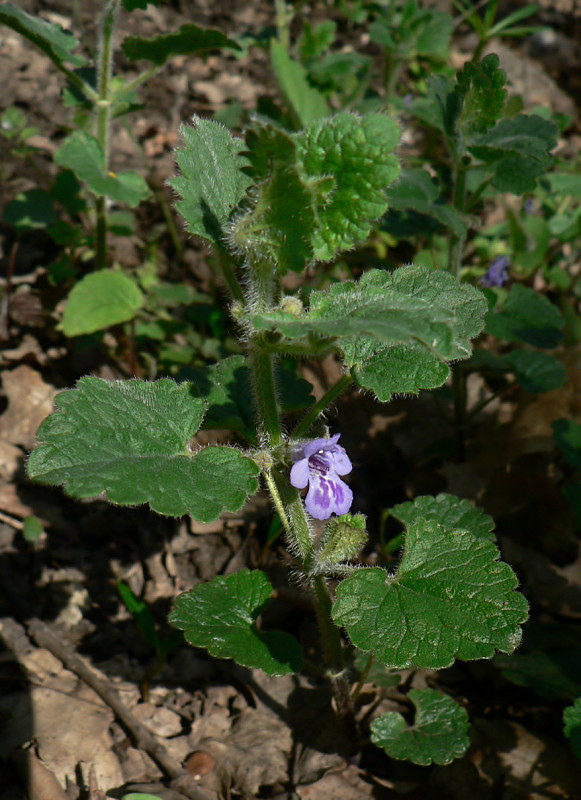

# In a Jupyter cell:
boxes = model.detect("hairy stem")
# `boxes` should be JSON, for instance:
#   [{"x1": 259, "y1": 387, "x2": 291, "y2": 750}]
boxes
[
  {"x1": 292, "y1": 373, "x2": 353, "y2": 439},
  {"x1": 95, "y1": 0, "x2": 120, "y2": 270},
  {"x1": 447, "y1": 157, "x2": 467, "y2": 278},
  {"x1": 311, "y1": 575, "x2": 354, "y2": 725},
  {"x1": 245, "y1": 260, "x2": 353, "y2": 729},
  {"x1": 248, "y1": 340, "x2": 283, "y2": 447}
]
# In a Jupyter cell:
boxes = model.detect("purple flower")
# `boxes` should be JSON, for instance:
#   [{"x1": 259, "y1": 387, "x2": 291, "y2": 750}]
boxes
[
  {"x1": 290, "y1": 434, "x2": 353, "y2": 521},
  {"x1": 479, "y1": 255, "x2": 510, "y2": 288}
]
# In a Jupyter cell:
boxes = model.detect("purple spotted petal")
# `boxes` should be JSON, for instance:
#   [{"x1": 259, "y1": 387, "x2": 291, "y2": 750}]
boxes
[
  {"x1": 326, "y1": 445, "x2": 352, "y2": 476},
  {"x1": 290, "y1": 433, "x2": 354, "y2": 520},
  {"x1": 290, "y1": 457, "x2": 310, "y2": 489},
  {"x1": 305, "y1": 470, "x2": 353, "y2": 520}
]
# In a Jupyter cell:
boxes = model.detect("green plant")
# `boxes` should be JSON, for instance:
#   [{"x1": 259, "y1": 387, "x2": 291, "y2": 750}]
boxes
[{"x1": 27, "y1": 110, "x2": 529, "y2": 766}]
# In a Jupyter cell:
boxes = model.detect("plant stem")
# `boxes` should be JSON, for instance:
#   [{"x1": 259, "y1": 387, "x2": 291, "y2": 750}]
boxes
[
  {"x1": 245, "y1": 259, "x2": 353, "y2": 730},
  {"x1": 452, "y1": 367, "x2": 467, "y2": 461},
  {"x1": 262, "y1": 469, "x2": 292, "y2": 536},
  {"x1": 274, "y1": 0, "x2": 291, "y2": 49},
  {"x1": 248, "y1": 340, "x2": 283, "y2": 447},
  {"x1": 447, "y1": 156, "x2": 467, "y2": 278},
  {"x1": 447, "y1": 150, "x2": 469, "y2": 459},
  {"x1": 311, "y1": 575, "x2": 354, "y2": 727},
  {"x1": 272, "y1": 471, "x2": 314, "y2": 567},
  {"x1": 292, "y1": 373, "x2": 353, "y2": 439},
  {"x1": 95, "y1": 0, "x2": 120, "y2": 270},
  {"x1": 123, "y1": 64, "x2": 160, "y2": 95}
]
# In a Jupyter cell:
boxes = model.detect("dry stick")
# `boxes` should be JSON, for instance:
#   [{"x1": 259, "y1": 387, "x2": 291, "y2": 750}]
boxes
[{"x1": 27, "y1": 619, "x2": 215, "y2": 800}]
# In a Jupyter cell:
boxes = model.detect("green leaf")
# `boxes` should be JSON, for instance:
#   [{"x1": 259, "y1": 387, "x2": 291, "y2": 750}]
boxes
[
  {"x1": 171, "y1": 117, "x2": 252, "y2": 246},
  {"x1": 3, "y1": 189, "x2": 57, "y2": 230},
  {"x1": 22, "y1": 515, "x2": 44, "y2": 543},
  {"x1": 353, "y1": 344, "x2": 450, "y2": 402},
  {"x1": 297, "y1": 20, "x2": 337, "y2": 62},
  {"x1": 505, "y1": 349, "x2": 566, "y2": 393},
  {"x1": 233, "y1": 113, "x2": 400, "y2": 271},
  {"x1": 121, "y1": 23, "x2": 241, "y2": 66},
  {"x1": 169, "y1": 570, "x2": 303, "y2": 676},
  {"x1": 485, "y1": 284, "x2": 564, "y2": 348},
  {"x1": 370, "y1": 688, "x2": 470, "y2": 766},
  {"x1": 353, "y1": 651, "x2": 402, "y2": 689},
  {"x1": 391, "y1": 493, "x2": 496, "y2": 542},
  {"x1": 332, "y1": 519, "x2": 528, "y2": 669},
  {"x1": 61, "y1": 270, "x2": 144, "y2": 336},
  {"x1": 548, "y1": 172, "x2": 581, "y2": 198},
  {"x1": 118, "y1": 582, "x2": 161, "y2": 650},
  {"x1": 564, "y1": 698, "x2": 581, "y2": 758},
  {"x1": 122, "y1": 794, "x2": 164, "y2": 800},
  {"x1": 187, "y1": 355, "x2": 313, "y2": 442},
  {"x1": 386, "y1": 169, "x2": 467, "y2": 237},
  {"x1": 307, "y1": 267, "x2": 486, "y2": 402},
  {"x1": 122, "y1": 0, "x2": 159, "y2": 9},
  {"x1": 296, "y1": 113, "x2": 400, "y2": 262},
  {"x1": 270, "y1": 40, "x2": 329, "y2": 126},
  {"x1": 27, "y1": 378, "x2": 259, "y2": 521},
  {"x1": 468, "y1": 115, "x2": 558, "y2": 193},
  {"x1": 233, "y1": 123, "x2": 318, "y2": 272},
  {"x1": 495, "y1": 622, "x2": 581, "y2": 701},
  {"x1": 252, "y1": 268, "x2": 485, "y2": 382},
  {"x1": 0, "y1": 3, "x2": 86, "y2": 67},
  {"x1": 414, "y1": 8, "x2": 453, "y2": 56},
  {"x1": 55, "y1": 132, "x2": 150, "y2": 206},
  {"x1": 456, "y1": 53, "x2": 507, "y2": 134},
  {"x1": 553, "y1": 419, "x2": 581, "y2": 470}
]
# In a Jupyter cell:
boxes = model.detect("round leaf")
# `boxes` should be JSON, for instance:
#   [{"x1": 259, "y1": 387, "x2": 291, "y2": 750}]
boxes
[
  {"x1": 371, "y1": 688, "x2": 470, "y2": 766},
  {"x1": 61, "y1": 270, "x2": 144, "y2": 335},
  {"x1": 332, "y1": 520, "x2": 528, "y2": 669},
  {"x1": 169, "y1": 570, "x2": 304, "y2": 676}
]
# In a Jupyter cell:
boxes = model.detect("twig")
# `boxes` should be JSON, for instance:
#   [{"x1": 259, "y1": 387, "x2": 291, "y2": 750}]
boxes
[
  {"x1": 27, "y1": 619, "x2": 215, "y2": 800},
  {"x1": 0, "y1": 510, "x2": 24, "y2": 530}
]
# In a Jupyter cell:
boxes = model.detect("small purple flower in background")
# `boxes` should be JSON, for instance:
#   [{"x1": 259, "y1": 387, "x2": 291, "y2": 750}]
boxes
[
  {"x1": 523, "y1": 198, "x2": 535, "y2": 214},
  {"x1": 479, "y1": 255, "x2": 510, "y2": 288},
  {"x1": 290, "y1": 434, "x2": 353, "y2": 520}
]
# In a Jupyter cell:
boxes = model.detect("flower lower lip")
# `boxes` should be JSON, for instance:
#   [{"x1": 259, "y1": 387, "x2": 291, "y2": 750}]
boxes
[{"x1": 309, "y1": 455, "x2": 329, "y2": 474}]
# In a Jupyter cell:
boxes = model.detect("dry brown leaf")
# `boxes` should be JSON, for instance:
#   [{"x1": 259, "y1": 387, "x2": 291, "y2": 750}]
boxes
[
  {"x1": 474, "y1": 718, "x2": 580, "y2": 799},
  {"x1": 0, "y1": 440, "x2": 23, "y2": 481},
  {"x1": 0, "y1": 365, "x2": 56, "y2": 449},
  {"x1": 297, "y1": 765, "x2": 382, "y2": 800},
  {"x1": 0, "y1": 481, "x2": 36, "y2": 519},
  {"x1": 0, "y1": 644, "x2": 124, "y2": 790},
  {"x1": 202, "y1": 707, "x2": 292, "y2": 798}
]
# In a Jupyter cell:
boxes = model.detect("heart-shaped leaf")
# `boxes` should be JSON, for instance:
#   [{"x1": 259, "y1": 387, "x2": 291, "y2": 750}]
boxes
[
  {"x1": 332, "y1": 519, "x2": 528, "y2": 669},
  {"x1": 371, "y1": 688, "x2": 470, "y2": 765},
  {"x1": 169, "y1": 570, "x2": 304, "y2": 676},
  {"x1": 28, "y1": 377, "x2": 259, "y2": 521}
]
